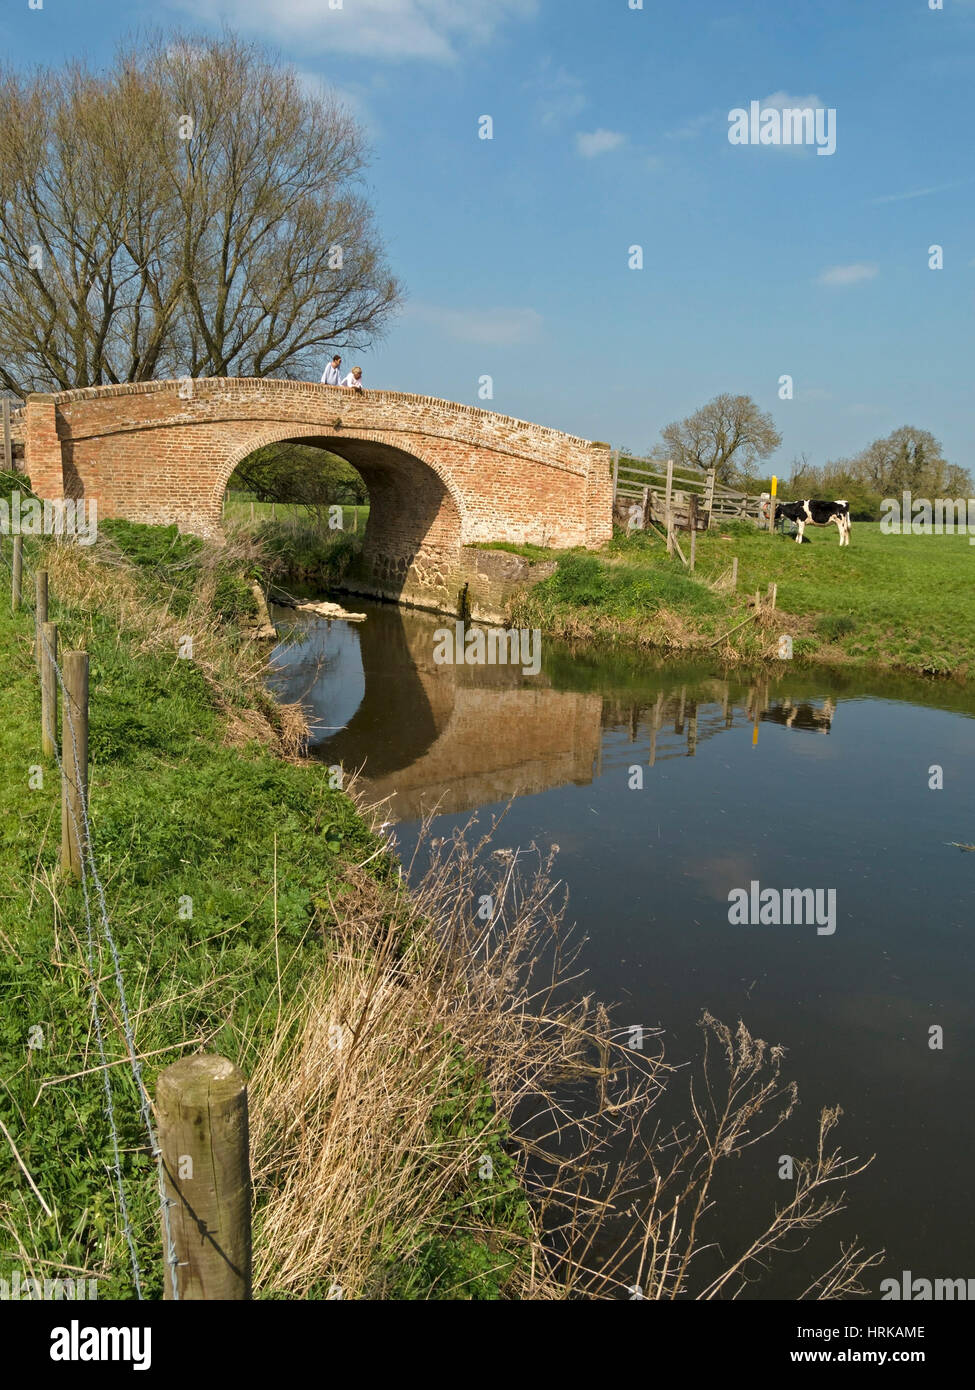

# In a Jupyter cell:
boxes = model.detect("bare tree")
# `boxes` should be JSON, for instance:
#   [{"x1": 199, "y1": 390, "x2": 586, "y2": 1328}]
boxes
[
  {"x1": 0, "y1": 32, "x2": 401, "y2": 394},
  {"x1": 788, "y1": 451, "x2": 814, "y2": 489},
  {"x1": 659, "y1": 394, "x2": 782, "y2": 484}
]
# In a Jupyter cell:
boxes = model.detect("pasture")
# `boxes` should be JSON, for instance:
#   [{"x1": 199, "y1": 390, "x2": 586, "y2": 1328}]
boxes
[{"x1": 716, "y1": 520, "x2": 973, "y2": 675}]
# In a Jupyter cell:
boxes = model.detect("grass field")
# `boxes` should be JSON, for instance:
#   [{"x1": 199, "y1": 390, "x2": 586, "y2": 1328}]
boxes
[
  {"x1": 506, "y1": 520, "x2": 975, "y2": 678},
  {"x1": 224, "y1": 493, "x2": 369, "y2": 532}
]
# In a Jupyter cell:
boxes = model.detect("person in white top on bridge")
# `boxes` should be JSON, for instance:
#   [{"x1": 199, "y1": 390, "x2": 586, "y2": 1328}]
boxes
[
  {"x1": 321, "y1": 355, "x2": 342, "y2": 386},
  {"x1": 341, "y1": 366, "x2": 364, "y2": 391}
]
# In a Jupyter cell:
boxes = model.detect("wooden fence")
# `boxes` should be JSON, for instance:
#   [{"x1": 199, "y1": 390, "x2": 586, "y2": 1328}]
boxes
[
  {"x1": 610, "y1": 451, "x2": 767, "y2": 529},
  {"x1": 5, "y1": 538, "x2": 253, "y2": 1299}
]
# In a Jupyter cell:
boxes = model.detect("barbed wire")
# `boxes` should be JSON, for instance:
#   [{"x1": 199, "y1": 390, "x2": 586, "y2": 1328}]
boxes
[{"x1": 1, "y1": 533, "x2": 180, "y2": 1300}]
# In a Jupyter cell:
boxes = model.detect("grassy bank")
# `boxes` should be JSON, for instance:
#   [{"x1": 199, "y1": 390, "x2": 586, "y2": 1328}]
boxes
[
  {"x1": 0, "y1": 523, "x2": 548, "y2": 1300},
  {"x1": 504, "y1": 521, "x2": 974, "y2": 679},
  {"x1": 246, "y1": 506, "x2": 971, "y2": 679}
]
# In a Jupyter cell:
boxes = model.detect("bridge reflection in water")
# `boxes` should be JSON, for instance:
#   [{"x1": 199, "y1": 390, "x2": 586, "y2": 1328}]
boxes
[{"x1": 269, "y1": 601, "x2": 840, "y2": 822}]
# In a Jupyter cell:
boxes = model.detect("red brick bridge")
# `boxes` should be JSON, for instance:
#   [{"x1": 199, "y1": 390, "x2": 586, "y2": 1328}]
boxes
[{"x1": 14, "y1": 378, "x2": 612, "y2": 616}]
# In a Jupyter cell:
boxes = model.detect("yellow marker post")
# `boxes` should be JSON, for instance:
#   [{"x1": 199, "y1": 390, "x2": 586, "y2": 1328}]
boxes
[{"x1": 769, "y1": 475, "x2": 777, "y2": 532}]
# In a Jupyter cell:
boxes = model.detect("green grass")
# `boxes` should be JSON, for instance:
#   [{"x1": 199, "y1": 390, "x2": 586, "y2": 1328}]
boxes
[
  {"x1": 224, "y1": 493, "x2": 369, "y2": 532},
  {"x1": 0, "y1": 529, "x2": 531, "y2": 1300},
  {"x1": 718, "y1": 520, "x2": 974, "y2": 675},
  {"x1": 255, "y1": 521, "x2": 364, "y2": 590},
  {"x1": 505, "y1": 521, "x2": 975, "y2": 677},
  {"x1": 0, "y1": 566, "x2": 378, "y2": 1297}
]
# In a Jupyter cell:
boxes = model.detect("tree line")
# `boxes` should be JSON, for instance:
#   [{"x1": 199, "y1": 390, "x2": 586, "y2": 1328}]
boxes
[{"x1": 650, "y1": 394, "x2": 970, "y2": 520}]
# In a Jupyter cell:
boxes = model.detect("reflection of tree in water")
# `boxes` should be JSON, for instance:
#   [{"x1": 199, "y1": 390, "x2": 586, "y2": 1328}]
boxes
[{"x1": 270, "y1": 619, "x2": 364, "y2": 740}]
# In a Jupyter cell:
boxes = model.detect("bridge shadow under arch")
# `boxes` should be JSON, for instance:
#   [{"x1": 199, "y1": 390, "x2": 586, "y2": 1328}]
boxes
[
  {"x1": 272, "y1": 602, "x2": 449, "y2": 780},
  {"x1": 226, "y1": 430, "x2": 467, "y2": 608}
]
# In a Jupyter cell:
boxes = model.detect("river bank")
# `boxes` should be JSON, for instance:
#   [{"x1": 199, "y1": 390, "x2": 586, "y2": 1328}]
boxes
[
  {"x1": 505, "y1": 521, "x2": 973, "y2": 679},
  {"x1": 254, "y1": 516, "x2": 972, "y2": 682},
  {"x1": 0, "y1": 516, "x2": 578, "y2": 1300}
]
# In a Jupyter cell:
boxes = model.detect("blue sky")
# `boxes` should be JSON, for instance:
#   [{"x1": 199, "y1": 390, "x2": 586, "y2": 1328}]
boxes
[{"x1": 4, "y1": 0, "x2": 974, "y2": 473}]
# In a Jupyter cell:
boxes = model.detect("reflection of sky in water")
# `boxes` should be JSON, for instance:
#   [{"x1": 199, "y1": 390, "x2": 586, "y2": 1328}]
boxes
[
  {"x1": 270, "y1": 616, "x2": 364, "y2": 739},
  {"x1": 269, "y1": 600, "x2": 975, "y2": 1294}
]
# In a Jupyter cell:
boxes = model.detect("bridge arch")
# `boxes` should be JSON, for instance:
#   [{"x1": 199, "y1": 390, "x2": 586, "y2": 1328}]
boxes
[
  {"x1": 22, "y1": 377, "x2": 612, "y2": 615},
  {"x1": 220, "y1": 428, "x2": 470, "y2": 602}
]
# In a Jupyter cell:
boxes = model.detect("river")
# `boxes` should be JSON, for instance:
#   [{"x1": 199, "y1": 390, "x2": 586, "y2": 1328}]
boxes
[{"x1": 269, "y1": 598, "x2": 975, "y2": 1298}]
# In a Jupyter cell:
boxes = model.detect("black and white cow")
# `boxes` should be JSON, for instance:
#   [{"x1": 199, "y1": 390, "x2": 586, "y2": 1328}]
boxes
[{"x1": 762, "y1": 498, "x2": 851, "y2": 545}]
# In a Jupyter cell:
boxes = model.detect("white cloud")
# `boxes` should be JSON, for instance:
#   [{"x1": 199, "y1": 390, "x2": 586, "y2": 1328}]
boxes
[
  {"x1": 670, "y1": 94, "x2": 826, "y2": 151},
  {"x1": 762, "y1": 90, "x2": 824, "y2": 115},
  {"x1": 868, "y1": 181, "x2": 966, "y2": 205},
  {"x1": 528, "y1": 61, "x2": 587, "y2": 129},
  {"x1": 406, "y1": 303, "x2": 543, "y2": 345},
  {"x1": 665, "y1": 111, "x2": 720, "y2": 141},
  {"x1": 749, "y1": 92, "x2": 828, "y2": 156},
  {"x1": 575, "y1": 129, "x2": 626, "y2": 159},
  {"x1": 172, "y1": 0, "x2": 538, "y2": 62},
  {"x1": 817, "y1": 263, "x2": 879, "y2": 287}
]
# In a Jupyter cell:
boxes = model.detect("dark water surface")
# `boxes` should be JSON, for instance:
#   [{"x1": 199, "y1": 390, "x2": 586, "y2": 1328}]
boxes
[{"x1": 270, "y1": 599, "x2": 975, "y2": 1297}]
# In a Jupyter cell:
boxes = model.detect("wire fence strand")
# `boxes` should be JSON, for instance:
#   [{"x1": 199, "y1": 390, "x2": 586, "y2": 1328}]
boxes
[{"x1": 2, "y1": 533, "x2": 180, "y2": 1299}]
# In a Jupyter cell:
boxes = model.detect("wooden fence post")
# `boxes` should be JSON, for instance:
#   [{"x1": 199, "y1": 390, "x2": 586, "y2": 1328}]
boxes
[
  {"x1": 731, "y1": 557, "x2": 738, "y2": 591},
  {"x1": 688, "y1": 494, "x2": 698, "y2": 571},
  {"x1": 704, "y1": 467, "x2": 715, "y2": 529},
  {"x1": 60, "y1": 651, "x2": 89, "y2": 879},
  {"x1": 41, "y1": 622, "x2": 58, "y2": 758},
  {"x1": 2, "y1": 398, "x2": 11, "y2": 473},
  {"x1": 35, "y1": 569, "x2": 48, "y2": 670},
  {"x1": 156, "y1": 1054, "x2": 252, "y2": 1300},
  {"x1": 664, "y1": 459, "x2": 674, "y2": 535},
  {"x1": 11, "y1": 535, "x2": 22, "y2": 612},
  {"x1": 611, "y1": 449, "x2": 620, "y2": 503}
]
